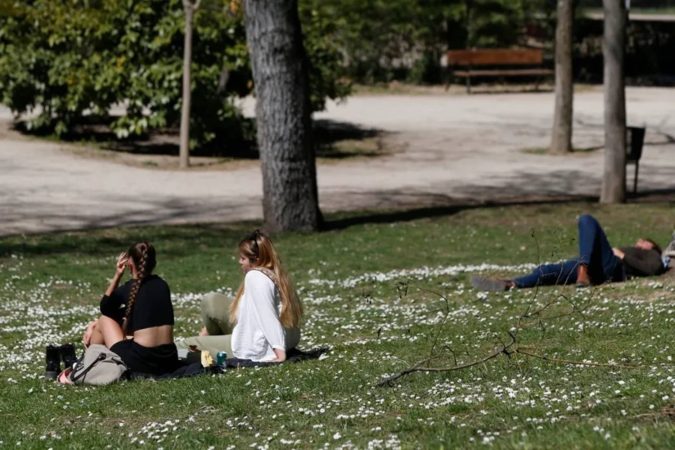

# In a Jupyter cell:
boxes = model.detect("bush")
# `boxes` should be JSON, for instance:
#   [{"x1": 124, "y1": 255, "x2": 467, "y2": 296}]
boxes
[{"x1": 0, "y1": 0, "x2": 349, "y2": 152}]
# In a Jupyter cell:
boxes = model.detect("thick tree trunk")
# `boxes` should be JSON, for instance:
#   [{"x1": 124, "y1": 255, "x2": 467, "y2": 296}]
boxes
[
  {"x1": 550, "y1": 0, "x2": 574, "y2": 154},
  {"x1": 243, "y1": 0, "x2": 320, "y2": 232},
  {"x1": 600, "y1": 0, "x2": 627, "y2": 203}
]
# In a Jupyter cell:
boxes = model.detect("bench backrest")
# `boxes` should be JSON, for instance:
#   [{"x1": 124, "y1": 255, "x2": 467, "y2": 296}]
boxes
[{"x1": 447, "y1": 48, "x2": 544, "y2": 66}]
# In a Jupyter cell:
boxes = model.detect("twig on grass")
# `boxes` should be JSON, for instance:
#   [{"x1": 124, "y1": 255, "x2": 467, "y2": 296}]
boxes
[
  {"x1": 377, "y1": 332, "x2": 516, "y2": 387},
  {"x1": 377, "y1": 279, "x2": 672, "y2": 387}
]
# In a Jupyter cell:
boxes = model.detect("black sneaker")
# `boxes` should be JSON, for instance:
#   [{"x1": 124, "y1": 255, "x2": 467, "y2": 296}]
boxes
[
  {"x1": 45, "y1": 345, "x2": 61, "y2": 380},
  {"x1": 60, "y1": 343, "x2": 78, "y2": 370}
]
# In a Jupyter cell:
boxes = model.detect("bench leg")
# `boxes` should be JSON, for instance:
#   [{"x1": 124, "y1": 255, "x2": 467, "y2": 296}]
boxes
[{"x1": 466, "y1": 76, "x2": 471, "y2": 94}]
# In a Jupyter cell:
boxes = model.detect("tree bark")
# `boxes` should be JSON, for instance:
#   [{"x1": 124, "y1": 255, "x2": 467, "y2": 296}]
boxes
[
  {"x1": 243, "y1": 0, "x2": 320, "y2": 231},
  {"x1": 600, "y1": 0, "x2": 627, "y2": 203},
  {"x1": 179, "y1": 0, "x2": 200, "y2": 169},
  {"x1": 550, "y1": 0, "x2": 574, "y2": 154}
]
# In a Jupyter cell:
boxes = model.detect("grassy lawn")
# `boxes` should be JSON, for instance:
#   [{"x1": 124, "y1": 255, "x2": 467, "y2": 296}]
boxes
[{"x1": 0, "y1": 202, "x2": 673, "y2": 449}]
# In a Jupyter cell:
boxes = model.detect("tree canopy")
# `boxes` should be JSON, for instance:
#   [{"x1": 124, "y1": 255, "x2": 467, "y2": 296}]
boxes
[
  {"x1": 0, "y1": 0, "x2": 562, "y2": 150},
  {"x1": 0, "y1": 0, "x2": 347, "y2": 150}
]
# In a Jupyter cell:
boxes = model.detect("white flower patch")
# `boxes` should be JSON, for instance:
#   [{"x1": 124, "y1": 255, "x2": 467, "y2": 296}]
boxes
[
  {"x1": 307, "y1": 263, "x2": 537, "y2": 289},
  {"x1": 134, "y1": 419, "x2": 181, "y2": 444}
]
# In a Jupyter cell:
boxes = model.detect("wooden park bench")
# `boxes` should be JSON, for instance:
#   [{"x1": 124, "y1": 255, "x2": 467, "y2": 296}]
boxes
[{"x1": 446, "y1": 48, "x2": 553, "y2": 93}]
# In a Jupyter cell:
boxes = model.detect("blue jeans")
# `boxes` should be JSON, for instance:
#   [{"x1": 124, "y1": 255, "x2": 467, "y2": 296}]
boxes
[{"x1": 514, "y1": 214, "x2": 625, "y2": 288}]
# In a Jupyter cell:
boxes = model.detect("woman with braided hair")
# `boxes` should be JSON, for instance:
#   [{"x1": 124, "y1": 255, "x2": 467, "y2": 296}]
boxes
[
  {"x1": 178, "y1": 230, "x2": 302, "y2": 363},
  {"x1": 82, "y1": 242, "x2": 179, "y2": 375}
]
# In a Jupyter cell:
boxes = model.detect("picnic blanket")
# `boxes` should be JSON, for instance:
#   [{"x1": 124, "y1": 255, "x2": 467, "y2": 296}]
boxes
[{"x1": 129, "y1": 346, "x2": 330, "y2": 381}]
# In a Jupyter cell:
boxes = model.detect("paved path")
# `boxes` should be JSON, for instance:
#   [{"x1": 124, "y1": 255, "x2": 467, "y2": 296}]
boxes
[{"x1": 1, "y1": 87, "x2": 674, "y2": 236}]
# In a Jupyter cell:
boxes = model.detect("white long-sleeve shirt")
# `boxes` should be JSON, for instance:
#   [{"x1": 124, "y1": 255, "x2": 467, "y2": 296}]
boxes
[{"x1": 231, "y1": 270, "x2": 299, "y2": 362}]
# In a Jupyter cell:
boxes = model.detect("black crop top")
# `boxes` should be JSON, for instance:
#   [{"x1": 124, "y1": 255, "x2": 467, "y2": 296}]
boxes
[{"x1": 100, "y1": 275, "x2": 174, "y2": 333}]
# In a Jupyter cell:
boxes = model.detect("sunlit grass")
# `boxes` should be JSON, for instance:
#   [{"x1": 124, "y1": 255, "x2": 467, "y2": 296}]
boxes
[{"x1": 0, "y1": 202, "x2": 673, "y2": 449}]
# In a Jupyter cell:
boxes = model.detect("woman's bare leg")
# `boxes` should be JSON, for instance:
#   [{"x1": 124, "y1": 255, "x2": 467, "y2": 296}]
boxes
[
  {"x1": 83, "y1": 319, "x2": 105, "y2": 347},
  {"x1": 96, "y1": 315, "x2": 126, "y2": 348},
  {"x1": 88, "y1": 324, "x2": 105, "y2": 345}
]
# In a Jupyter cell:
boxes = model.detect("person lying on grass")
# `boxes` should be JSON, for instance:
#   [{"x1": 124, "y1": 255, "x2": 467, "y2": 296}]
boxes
[
  {"x1": 178, "y1": 230, "x2": 302, "y2": 363},
  {"x1": 78, "y1": 242, "x2": 180, "y2": 377},
  {"x1": 472, "y1": 214, "x2": 666, "y2": 291}
]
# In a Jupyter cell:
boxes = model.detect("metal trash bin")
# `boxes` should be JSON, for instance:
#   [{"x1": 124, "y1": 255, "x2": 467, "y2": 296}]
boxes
[{"x1": 626, "y1": 126, "x2": 645, "y2": 193}]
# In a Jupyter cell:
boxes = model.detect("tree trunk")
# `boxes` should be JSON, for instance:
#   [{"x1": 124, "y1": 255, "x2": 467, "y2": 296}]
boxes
[
  {"x1": 600, "y1": 0, "x2": 627, "y2": 203},
  {"x1": 243, "y1": 0, "x2": 320, "y2": 232},
  {"x1": 550, "y1": 0, "x2": 574, "y2": 154},
  {"x1": 179, "y1": 0, "x2": 198, "y2": 169}
]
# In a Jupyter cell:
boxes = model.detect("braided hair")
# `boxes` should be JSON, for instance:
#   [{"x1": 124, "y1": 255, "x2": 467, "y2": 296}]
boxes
[{"x1": 123, "y1": 241, "x2": 156, "y2": 333}]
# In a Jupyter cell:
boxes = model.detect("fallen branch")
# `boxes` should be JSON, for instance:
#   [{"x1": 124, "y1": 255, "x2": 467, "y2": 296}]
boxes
[{"x1": 377, "y1": 332, "x2": 516, "y2": 387}]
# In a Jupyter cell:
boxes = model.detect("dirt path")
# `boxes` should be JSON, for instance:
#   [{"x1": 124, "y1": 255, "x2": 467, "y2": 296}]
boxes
[{"x1": 1, "y1": 86, "x2": 674, "y2": 236}]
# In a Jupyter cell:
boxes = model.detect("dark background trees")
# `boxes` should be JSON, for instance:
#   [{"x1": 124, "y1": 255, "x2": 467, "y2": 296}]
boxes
[{"x1": 1, "y1": 0, "x2": 673, "y2": 158}]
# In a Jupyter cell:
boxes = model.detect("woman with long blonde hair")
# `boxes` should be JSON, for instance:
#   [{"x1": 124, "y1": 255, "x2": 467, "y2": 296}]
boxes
[{"x1": 180, "y1": 230, "x2": 302, "y2": 362}]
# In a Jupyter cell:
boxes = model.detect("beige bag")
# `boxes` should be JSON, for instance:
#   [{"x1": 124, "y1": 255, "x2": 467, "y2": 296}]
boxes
[{"x1": 67, "y1": 344, "x2": 129, "y2": 385}]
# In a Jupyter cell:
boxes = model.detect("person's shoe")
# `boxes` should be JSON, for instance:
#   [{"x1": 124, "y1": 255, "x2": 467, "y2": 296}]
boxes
[
  {"x1": 59, "y1": 343, "x2": 77, "y2": 370},
  {"x1": 576, "y1": 264, "x2": 590, "y2": 287},
  {"x1": 45, "y1": 345, "x2": 61, "y2": 380},
  {"x1": 471, "y1": 276, "x2": 513, "y2": 292},
  {"x1": 664, "y1": 234, "x2": 675, "y2": 257}
]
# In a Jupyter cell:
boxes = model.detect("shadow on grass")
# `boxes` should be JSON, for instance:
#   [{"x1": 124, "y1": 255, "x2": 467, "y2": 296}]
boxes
[
  {"x1": 13, "y1": 117, "x2": 384, "y2": 160},
  {"x1": 321, "y1": 195, "x2": 599, "y2": 231},
  {"x1": 0, "y1": 221, "x2": 256, "y2": 258},
  {"x1": 13, "y1": 116, "x2": 257, "y2": 158},
  {"x1": 322, "y1": 186, "x2": 675, "y2": 231}
]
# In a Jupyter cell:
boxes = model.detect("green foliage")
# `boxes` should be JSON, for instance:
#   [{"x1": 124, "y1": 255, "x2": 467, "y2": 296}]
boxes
[
  {"x1": 299, "y1": 3, "x2": 352, "y2": 111},
  {"x1": 0, "y1": 0, "x2": 248, "y2": 147},
  {"x1": 0, "y1": 0, "x2": 348, "y2": 150},
  {"x1": 298, "y1": 0, "x2": 555, "y2": 84},
  {"x1": 299, "y1": 0, "x2": 457, "y2": 84}
]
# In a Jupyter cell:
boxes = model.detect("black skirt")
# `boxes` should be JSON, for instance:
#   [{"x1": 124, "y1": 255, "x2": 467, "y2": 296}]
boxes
[{"x1": 110, "y1": 340, "x2": 179, "y2": 375}]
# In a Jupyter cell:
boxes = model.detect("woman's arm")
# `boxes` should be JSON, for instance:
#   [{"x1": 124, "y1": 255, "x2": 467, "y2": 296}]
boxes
[
  {"x1": 105, "y1": 252, "x2": 128, "y2": 296},
  {"x1": 273, "y1": 348, "x2": 286, "y2": 362},
  {"x1": 100, "y1": 253, "x2": 129, "y2": 318}
]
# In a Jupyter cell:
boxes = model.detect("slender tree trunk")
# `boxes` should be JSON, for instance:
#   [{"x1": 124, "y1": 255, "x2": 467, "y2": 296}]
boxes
[
  {"x1": 243, "y1": 0, "x2": 320, "y2": 232},
  {"x1": 600, "y1": 0, "x2": 627, "y2": 203},
  {"x1": 179, "y1": 0, "x2": 199, "y2": 169},
  {"x1": 550, "y1": 0, "x2": 574, "y2": 154}
]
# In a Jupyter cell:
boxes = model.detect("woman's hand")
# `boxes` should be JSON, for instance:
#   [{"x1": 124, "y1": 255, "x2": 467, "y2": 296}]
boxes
[
  {"x1": 82, "y1": 320, "x2": 97, "y2": 347},
  {"x1": 115, "y1": 252, "x2": 128, "y2": 276},
  {"x1": 273, "y1": 348, "x2": 286, "y2": 363},
  {"x1": 612, "y1": 247, "x2": 625, "y2": 259}
]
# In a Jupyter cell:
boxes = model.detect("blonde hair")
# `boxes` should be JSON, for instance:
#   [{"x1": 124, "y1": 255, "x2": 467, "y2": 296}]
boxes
[{"x1": 229, "y1": 230, "x2": 303, "y2": 329}]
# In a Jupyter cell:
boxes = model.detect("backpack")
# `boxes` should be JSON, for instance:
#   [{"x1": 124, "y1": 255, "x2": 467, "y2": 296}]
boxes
[{"x1": 68, "y1": 344, "x2": 129, "y2": 385}]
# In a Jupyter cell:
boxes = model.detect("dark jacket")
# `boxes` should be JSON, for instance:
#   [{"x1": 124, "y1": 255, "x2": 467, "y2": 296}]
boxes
[{"x1": 619, "y1": 247, "x2": 665, "y2": 278}]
